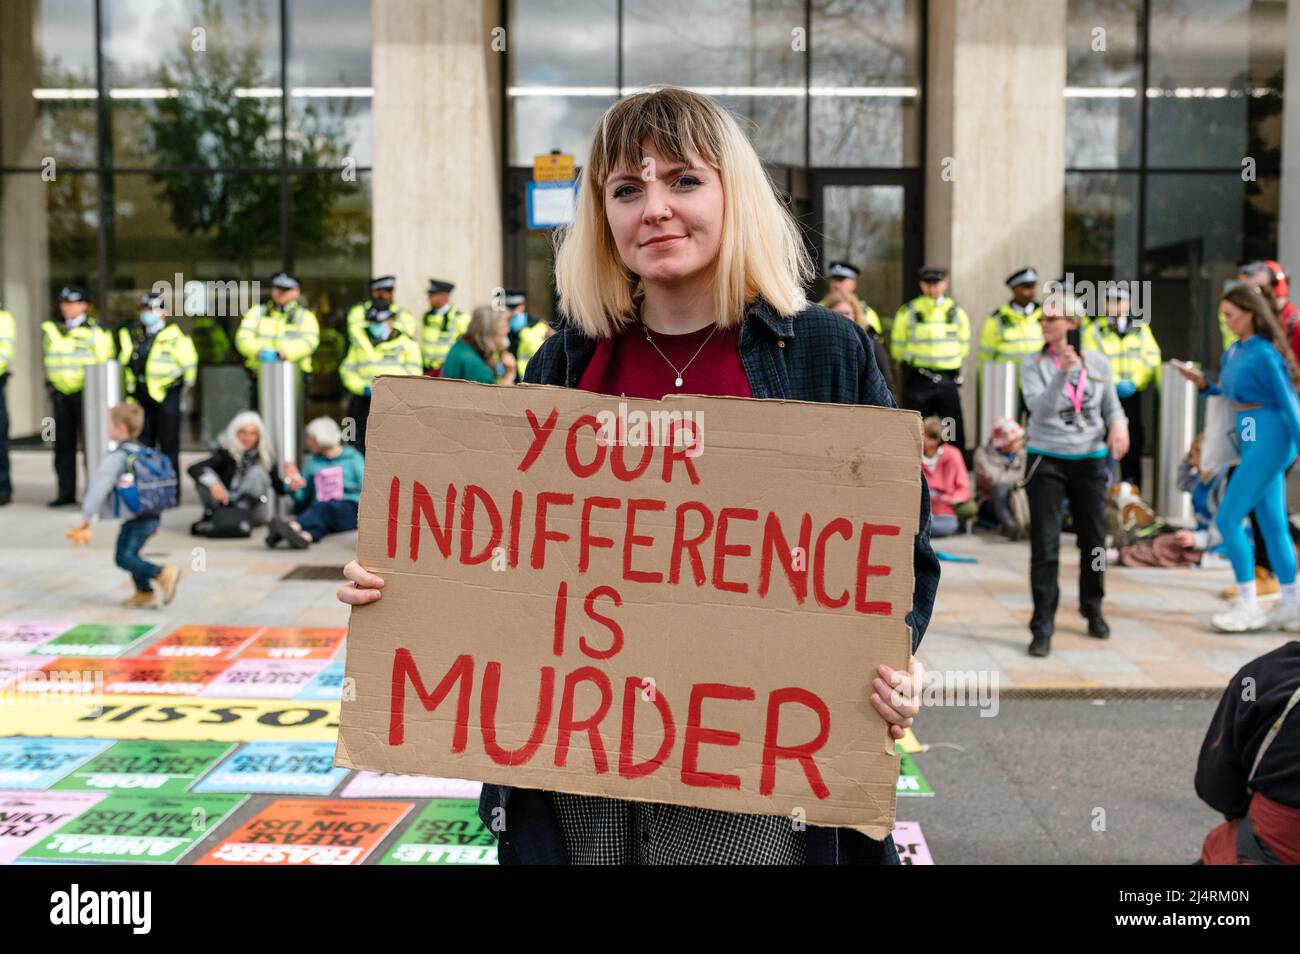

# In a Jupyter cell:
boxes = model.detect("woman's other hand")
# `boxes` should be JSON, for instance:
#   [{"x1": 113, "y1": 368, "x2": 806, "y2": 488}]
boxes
[
  {"x1": 338, "y1": 560, "x2": 385, "y2": 606},
  {"x1": 871, "y1": 658, "x2": 923, "y2": 741}
]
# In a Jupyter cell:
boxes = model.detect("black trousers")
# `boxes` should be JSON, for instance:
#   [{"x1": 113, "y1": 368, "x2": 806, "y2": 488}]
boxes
[
  {"x1": 138, "y1": 385, "x2": 183, "y2": 503},
  {"x1": 347, "y1": 392, "x2": 371, "y2": 456},
  {"x1": 1118, "y1": 391, "x2": 1144, "y2": 486},
  {"x1": 0, "y1": 373, "x2": 10, "y2": 500},
  {"x1": 1026, "y1": 454, "x2": 1108, "y2": 638},
  {"x1": 900, "y1": 367, "x2": 965, "y2": 452},
  {"x1": 51, "y1": 388, "x2": 84, "y2": 502}
]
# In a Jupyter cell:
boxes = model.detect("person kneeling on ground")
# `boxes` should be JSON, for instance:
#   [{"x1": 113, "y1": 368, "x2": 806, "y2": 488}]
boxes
[
  {"x1": 188, "y1": 410, "x2": 289, "y2": 537},
  {"x1": 922, "y1": 415, "x2": 976, "y2": 537},
  {"x1": 974, "y1": 417, "x2": 1029, "y2": 540},
  {"x1": 267, "y1": 416, "x2": 364, "y2": 549},
  {"x1": 66, "y1": 402, "x2": 180, "y2": 607},
  {"x1": 1196, "y1": 640, "x2": 1300, "y2": 864}
]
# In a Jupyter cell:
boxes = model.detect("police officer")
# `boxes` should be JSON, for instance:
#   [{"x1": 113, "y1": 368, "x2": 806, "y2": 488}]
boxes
[
  {"x1": 340, "y1": 305, "x2": 423, "y2": 454},
  {"x1": 890, "y1": 266, "x2": 972, "y2": 452},
  {"x1": 1082, "y1": 285, "x2": 1161, "y2": 487},
  {"x1": 819, "y1": 261, "x2": 883, "y2": 334},
  {"x1": 422, "y1": 278, "x2": 470, "y2": 373},
  {"x1": 0, "y1": 301, "x2": 14, "y2": 505},
  {"x1": 235, "y1": 272, "x2": 320, "y2": 407},
  {"x1": 43, "y1": 286, "x2": 114, "y2": 506},
  {"x1": 120, "y1": 291, "x2": 198, "y2": 498},
  {"x1": 980, "y1": 266, "x2": 1044, "y2": 389},
  {"x1": 506, "y1": 289, "x2": 549, "y2": 379},
  {"x1": 346, "y1": 275, "x2": 417, "y2": 344}
]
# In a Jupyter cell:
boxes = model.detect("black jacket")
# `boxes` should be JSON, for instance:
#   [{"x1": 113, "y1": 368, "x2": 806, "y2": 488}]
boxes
[
  {"x1": 479, "y1": 298, "x2": 940, "y2": 865},
  {"x1": 187, "y1": 446, "x2": 289, "y2": 498}
]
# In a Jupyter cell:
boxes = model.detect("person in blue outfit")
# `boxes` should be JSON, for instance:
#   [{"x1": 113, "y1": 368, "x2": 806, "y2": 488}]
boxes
[{"x1": 1176, "y1": 282, "x2": 1300, "y2": 633}]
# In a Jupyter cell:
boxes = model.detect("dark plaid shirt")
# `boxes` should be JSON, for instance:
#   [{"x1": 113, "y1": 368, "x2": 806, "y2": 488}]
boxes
[{"x1": 479, "y1": 297, "x2": 940, "y2": 865}]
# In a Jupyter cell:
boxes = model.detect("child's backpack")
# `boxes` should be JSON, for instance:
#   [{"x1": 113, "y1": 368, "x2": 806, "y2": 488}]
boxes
[{"x1": 114, "y1": 447, "x2": 179, "y2": 516}]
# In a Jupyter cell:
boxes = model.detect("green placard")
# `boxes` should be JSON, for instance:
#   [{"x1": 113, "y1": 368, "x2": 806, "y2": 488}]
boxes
[
  {"x1": 39, "y1": 624, "x2": 156, "y2": 658},
  {"x1": 20, "y1": 792, "x2": 247, "y2": 864},
  {"x1": 52, "y1": 741, "x2": 236, "y2": 794},
  {"x1": 896, "y1": 751, "x2": 934, "y2": 797},
  {"x1": 378, "y1": 798, "x2": 497, "y2": 865}
]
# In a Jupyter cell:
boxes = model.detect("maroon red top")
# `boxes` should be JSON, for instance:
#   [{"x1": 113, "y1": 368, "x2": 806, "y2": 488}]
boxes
[{"x1": 578, "y1": 322, "x2": 752, "y2": 400}]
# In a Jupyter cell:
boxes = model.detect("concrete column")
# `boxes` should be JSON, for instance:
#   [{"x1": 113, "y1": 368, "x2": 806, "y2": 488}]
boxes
[
  {"x1": 926, "y1": 0, "x2": 1067, "y2": 445},
  {"x1": 1, "y1": 0, "x2": 51, "y2": 439},
  {"x1": 1278, "y1": 0, "x2": 1300, "y2": 270},
  {"x1": 371, "y1": 0, "x2": 503, "y2": 319}
]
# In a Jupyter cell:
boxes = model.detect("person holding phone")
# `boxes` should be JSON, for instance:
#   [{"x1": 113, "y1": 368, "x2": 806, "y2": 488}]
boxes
[
  {"x1": 1020, "y1": 297, "x2": 1129, "y2": 656},
  {"x1": 337, "y1": 86, "x2": 939, "y2": 865}
]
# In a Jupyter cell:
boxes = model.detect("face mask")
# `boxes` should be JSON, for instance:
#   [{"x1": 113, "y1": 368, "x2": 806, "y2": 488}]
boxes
[
  {"x1": 140, "y1": 310, "x2": 162, "y2": 328},
  {"x1": 368, "y1": 321, "x2": 390, "y2": 340},
  {"x1": 509, "y1": 312, "x2": 528, "y2": 333}
]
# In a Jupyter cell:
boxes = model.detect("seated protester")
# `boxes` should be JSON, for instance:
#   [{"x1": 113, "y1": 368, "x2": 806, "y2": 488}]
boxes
[
  {"x1": 822, "y1": 289, "x2": 897, "y2": 399},
  {"x1": 922, "y1": 415, "x2": 977, "y2": 537},
  {"x1": 973, "y1": 417, "x2": 1029, "y2": 540},
  {"x1": 441, "y1": 305, "x2": 518, "y2": 385},
  {"x1": 188, "y1": 410, "x2": 288, "y2": 537},
  {"x1": 268, "y1": 417, "x2": 364, "y2": 549},
  {"x1": 1196, "y1": 641, "x2": 1300, "y2": 864},
  {"x1": 1178, "y1": 433, "x2": 1229, "y2": 540}
]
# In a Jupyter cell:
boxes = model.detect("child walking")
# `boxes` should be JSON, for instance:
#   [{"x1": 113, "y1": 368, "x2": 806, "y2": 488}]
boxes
[{"x1": 67, "y1": 403, "x2": 181, "y2": 607}]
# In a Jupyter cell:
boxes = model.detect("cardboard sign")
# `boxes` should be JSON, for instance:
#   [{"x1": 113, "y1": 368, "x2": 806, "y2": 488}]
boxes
[
  {"x1": 0, "y1": 622, "x2": 68, "y2": 657},
  {"x1": 0, "y1": 738, "x2": 114, "y2": 789},
  {"x1": 52, "y1": 741, "x2": 236, "y2": 794},
  {"x1": 378, "y1": 798, "x2": 497, "y2": 865},
  {"x1": 139, "y1": 626, "x2": 262, "y2": 660},
  {"x1": 40, "y1": 624, "x2": 156, "y2": 658},
  {"x1": 196, "y1": 799, "x2": 411, "y2": 865},
  {"x1": 337, "y1": 377, "x2": 919, "y2": 836},
  {"x1": 193, "y1": 741, "x2": 350, "y2": 795},
  {"x1": 200, "y1": 659, "x2": 328, "y2": 698},
  {"x1": 240, "y1": 628, "x2": 345, "y2": 661},
  {"x1": 19, "y1": 792, "x2": 246, "y2": 864},
  {"x1": 340, "y1": 771, "x2": 481, "y2": 800},
  {"x1": 0, "y1": 791, "x2": 108, "y2": 864},
  {"x1": 0, "y1": 694, "x2": 340, "y2": 743}
]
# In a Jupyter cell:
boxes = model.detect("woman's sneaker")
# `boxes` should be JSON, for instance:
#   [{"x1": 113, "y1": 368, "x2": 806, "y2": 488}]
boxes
[
  {"x1": 1266, "y1": 603, "x2": 1300, "y2": 633},
  {"x1": 1211, "y1": 599, "x2": 1270, "y2": 633}
]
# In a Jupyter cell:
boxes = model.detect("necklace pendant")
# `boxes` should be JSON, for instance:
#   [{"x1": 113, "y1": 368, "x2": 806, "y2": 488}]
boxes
[{"x1": 674, "y1": 376, "x2": 683, "y2": 388}]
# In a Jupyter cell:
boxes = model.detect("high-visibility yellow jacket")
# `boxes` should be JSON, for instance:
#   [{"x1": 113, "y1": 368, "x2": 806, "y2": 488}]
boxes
[
  {"x1": 890, "y1": 295, "x2": 971, "y2": 370},
  {"x1": 235, "y1": 301, "x2": 320, "y2": 373},
  {"x1": 118, "y1": 323, "x2": 198, "y2": 403},
  {"x1": 516, "y1": 320, "x2": 549, "y2": 379},
  {"x1": 422, "y1": 305, "x2": 471, "y2": 370},
  {"x1": 0, "y1": 309, "x2": 15, "y2": 377},
  {"x1": 42, "y1": 319, "x2": 115, "y2": 394},
  {"x1": 980, "y1": 302, "x2": 1044, "y2": 365},
  {"x1": 818, "y1": 294, "x2": 882, "y2": 335},
  {"x1": 346, "y1": 301, "x2": 418, "y2": 342},
  {"x1": 340, "y1": 328, "x2": 423, "y2": 396},
  {"x1": 1082, "y1": 317, "x2": 1163, "y2": 391}
]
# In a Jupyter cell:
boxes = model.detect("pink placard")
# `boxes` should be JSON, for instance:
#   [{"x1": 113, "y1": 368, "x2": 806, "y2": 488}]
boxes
[
  {"x1": 892, "y1": 821, "x2": 935, "y2": 865},
  {"x1": 313, "y1": 465, "x2": 345, "y2": 503}
]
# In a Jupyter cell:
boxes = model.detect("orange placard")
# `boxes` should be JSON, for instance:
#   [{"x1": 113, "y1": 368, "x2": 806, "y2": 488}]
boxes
[{"x1": 196, "y1": 799, "x2": 413, "y2": 865}]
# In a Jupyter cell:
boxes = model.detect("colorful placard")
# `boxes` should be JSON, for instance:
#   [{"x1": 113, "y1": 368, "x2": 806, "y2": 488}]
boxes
[
  {"x1": 340, "y1": 772, "x2": 481, "y2": 800},
  {"x1": 892, "y1": 820, "x2": 935, "y2": 864},
  {"x1": 239, "y1": 628, "x2": 344, "y2": 661},
  {"x1": 196, "y1": 799, "x2": 411, "y2": 865},
  {"x1": 0, "y1": 622, "x2": 69, "y2": 657},
  {"x1": 51, "y1": 741, "x2": 236, "y2": 794},
  {"x1": 23, "y1": 658, "x2": 231, "y2": 696},
  {"x1": 139, "y1": 626, "x2": 262, "y2": 661},
  {"x1": 192, "y1": 741, "x2": 350, "y2": 795},
  {"x1": 378, "y1": 799, "x2": 497, "y2": 865},
  {"x1": 0, "y1": 738, "x2": 114, "y2": 790},
  {"x1": 201, "y1": 659, "x2": 328, "y2": 699},
  {"x1": 0, "y1": 694, "x2": 340, "y2": 743},
  {"x1": 897, "y1": 752, "x2": 934, "y2": 796},
  {"x1": 39, "y1": 624, "x2": 156, "y2": 658},
  {"x1": 0, "y1": 791, "x2": 108, "y2": 864},
  {"x1": 18, "y1": 792, "x2": 247, "y2": 864},
  {"x1": 297, "y1": 662, "x2": 346, "y2": 701}
]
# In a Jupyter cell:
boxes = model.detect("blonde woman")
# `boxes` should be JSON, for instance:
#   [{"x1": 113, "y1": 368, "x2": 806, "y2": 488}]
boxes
[
  {"x1": 339, "y1": 87, "x2": 939, "y2": 865},
  {"x1": 187, "y1": 410, "x2": 287, "y2": 535},
  {"x1": 440, "y1": 306, "x2": 517, "y2": 385}
]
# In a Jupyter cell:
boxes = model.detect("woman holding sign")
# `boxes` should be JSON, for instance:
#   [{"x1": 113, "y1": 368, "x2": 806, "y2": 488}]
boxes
[{"x1": 339, "y1": 86, "x2": 939, "y2": 865}]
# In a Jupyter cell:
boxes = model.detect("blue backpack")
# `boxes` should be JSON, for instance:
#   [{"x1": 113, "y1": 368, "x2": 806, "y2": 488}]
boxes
[{"x1": 114, "y1": 446, "x2": 179, "y2": 516}]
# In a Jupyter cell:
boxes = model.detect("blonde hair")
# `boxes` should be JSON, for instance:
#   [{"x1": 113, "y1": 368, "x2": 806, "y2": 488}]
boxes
[
  {"x1": 555, "y1": 86, "x2": 812, "y2": 338},
  {"x1": 822, "y1": 290, "x2": 866, "y2": 329},
  {"x1": 110, "y1": 402, "x2": 144, "y2": 439},
  {"x1": 465, "y1": 305, "x2": 506, "y2": 355},
  {"x1": 923, "y1": 416, "x2": 945, "y2": 441},
  {"x1": 219, "y1": 410, "x2": 273, "y2": 470}
]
